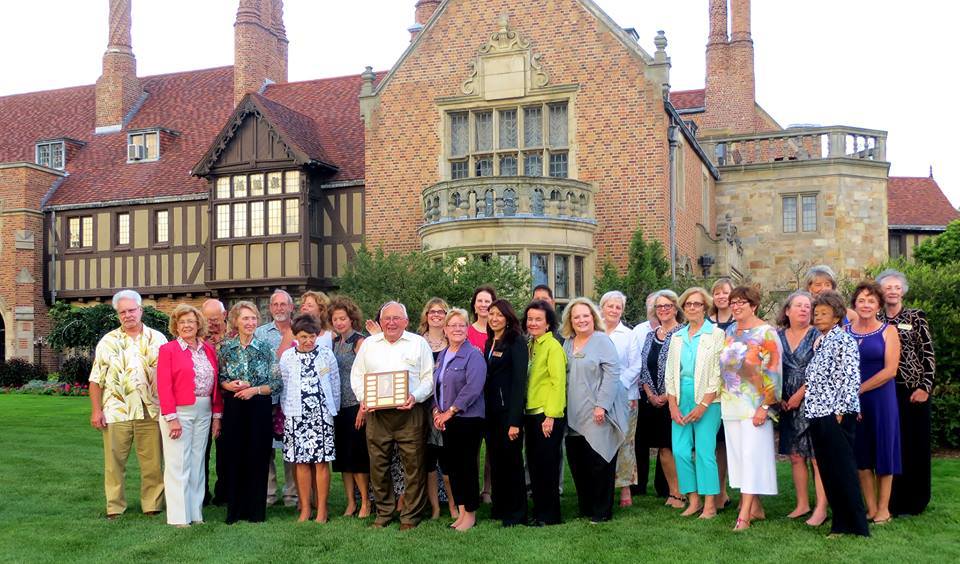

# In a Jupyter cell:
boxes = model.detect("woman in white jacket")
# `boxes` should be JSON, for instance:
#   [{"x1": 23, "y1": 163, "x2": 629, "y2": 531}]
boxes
[
  {"x1": 280, "y1": 314, "x2": 341, "y2": 523},
  {"x1": 665, "y1": 287, "x2": 725, "y2": 519}
]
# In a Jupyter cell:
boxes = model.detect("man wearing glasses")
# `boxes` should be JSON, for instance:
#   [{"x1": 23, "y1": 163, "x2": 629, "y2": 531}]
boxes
[{"x1": 350, "y1": 301, "x2": 435, "y2": 530}]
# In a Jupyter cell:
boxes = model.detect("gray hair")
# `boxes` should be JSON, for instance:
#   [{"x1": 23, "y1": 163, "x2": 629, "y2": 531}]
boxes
[
  {"x1": 776, "y1": 290, "x2": 814, "y2": 329},
  {"x1": 201, "y1": 298, "x2": 226, "y2": 313},
  {"x1": 804, "y1": 265, "x2": 838, "y2": 290},
  {"x1": 599, "y1": 290, "x2": 627, "y2": 309},
  {"x1": 380, "y1": 301, "x2": 408, "y2": 319},
  {"x1": 270, "y1": 288, "x2": 294, "y2": 305},
  {"x1": 112, "y1": 289, "x2": 142, "y2": 309},
  {"x1": 875, "y1": 269, "x2": 909, "y2": 295},
  {"x1": 650, "y1": 289, "x2": 683, "y2": 323}
]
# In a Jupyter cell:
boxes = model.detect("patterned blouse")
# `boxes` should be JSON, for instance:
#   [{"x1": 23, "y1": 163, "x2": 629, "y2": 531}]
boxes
[
  {"x1": 89, "y1": 326, "x2": 168, "y2": 423},
  {"x1": 217, "y1": 337, "x2": 282, "y2": 401},
  {"x1": 804, "y1": 325, "x2": 861, "y2": 418},
  {"x1": 880, "y1": 307, "x2": 936, "y2": 392},
  {"x1": 719, "y1": 323, "x2": 783, "y2": 420},
  {"x1": 177, "y1": 337, "x2": 214, "y2": 397},
  {"x1": 637, "y1": 326, "x2": 681, "y2": 397}
]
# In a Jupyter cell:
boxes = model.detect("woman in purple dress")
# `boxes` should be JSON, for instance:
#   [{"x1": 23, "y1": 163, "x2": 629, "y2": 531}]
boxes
[{"x1": 845, "y1": 281, "x2": 901, "y2": 525}]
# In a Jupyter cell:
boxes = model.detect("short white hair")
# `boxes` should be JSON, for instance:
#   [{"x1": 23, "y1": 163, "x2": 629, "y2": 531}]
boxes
[
  {"x1": 270, "y1": 289, "x2": 294, "y2": 305},
  {"x1": 876, "y1": 269, "x2": 910, "y2": 295},
  {"x1": 380, "y1": 301, "x2": 408, "y2": 319},
  {"x1": 112, "y1": 289, "x2": 142, "y2": 309},
  {"x1": 804, "y1": 265, "x2": 837, "y2": 289},
  {"x1": 599, "y1": 290, "x2": 627, "y2": 309},
  {"x1": 202, "y1": 298, "x2": 226, "y2": 313}
]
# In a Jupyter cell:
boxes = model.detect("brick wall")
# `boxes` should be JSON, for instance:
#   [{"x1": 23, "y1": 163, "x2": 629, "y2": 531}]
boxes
[{"x1": 365, "y1": 0, "x2": 672, "y2": 273}]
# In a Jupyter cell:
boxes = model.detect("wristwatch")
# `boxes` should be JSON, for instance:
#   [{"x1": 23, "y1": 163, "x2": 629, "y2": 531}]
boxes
[{"x1": 760, "y1": 404, "x2": 770, "y2": 411}]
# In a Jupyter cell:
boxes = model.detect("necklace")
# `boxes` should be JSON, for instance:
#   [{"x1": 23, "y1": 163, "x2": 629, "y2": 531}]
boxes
[{"x1": 426, "y1": 333, "x2": 446, "y2": 351}]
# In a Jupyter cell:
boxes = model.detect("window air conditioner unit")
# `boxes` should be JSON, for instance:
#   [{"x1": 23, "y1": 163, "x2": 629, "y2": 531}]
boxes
[{"x1": 128, "y1": 144, "x2": 146, "y2": 161}]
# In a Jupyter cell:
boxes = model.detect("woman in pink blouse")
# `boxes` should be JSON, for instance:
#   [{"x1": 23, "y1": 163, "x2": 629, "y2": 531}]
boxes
[{"x1": 157, "y1": 304, "x2": 223, "y2": 527}]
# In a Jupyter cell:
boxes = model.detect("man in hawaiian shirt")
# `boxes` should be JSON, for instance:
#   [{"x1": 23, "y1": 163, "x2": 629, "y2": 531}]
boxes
[{"x1": 88, "y1": 289, "x2": 168, "y2": 519}]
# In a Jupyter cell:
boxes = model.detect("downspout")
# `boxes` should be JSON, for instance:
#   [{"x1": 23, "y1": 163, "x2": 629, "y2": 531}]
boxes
[
  {"x1": 49, "y1": 209, "x2": 58, "y2": 304},
  {"x1": 667, "y1": 124, "x2": 679, "y2": 283}
]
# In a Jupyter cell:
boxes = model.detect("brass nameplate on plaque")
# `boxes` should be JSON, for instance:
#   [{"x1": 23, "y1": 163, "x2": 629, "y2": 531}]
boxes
[{"x1": 363, "y1": 370, "x2": 409, "y2": 410}]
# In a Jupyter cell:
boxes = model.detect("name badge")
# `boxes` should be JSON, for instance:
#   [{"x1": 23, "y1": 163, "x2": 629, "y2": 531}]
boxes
[
  {"x1": 897, "y1": 323, "x2": 913, "y2": 331},
  {"x1": 574, "y1": 352, "x2": 585, "y2": 359},
  {"x1": 491, "y1": 351, "x2": 503, "y2": 358}
]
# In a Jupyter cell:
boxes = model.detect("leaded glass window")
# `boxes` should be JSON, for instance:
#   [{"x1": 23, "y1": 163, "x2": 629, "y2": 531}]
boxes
[
  {"x1": 548, "y1": 103, "x2": 568, "y2": 147},
  {"x1": 475, "y1": 111, "x2": 493, "y2": 152},
  {"x1": 499, "y1": 109, "x2": 517, "y2": 149},
  {"x1": 500, "y1": 154, "x2": 518, "y2": 176}
]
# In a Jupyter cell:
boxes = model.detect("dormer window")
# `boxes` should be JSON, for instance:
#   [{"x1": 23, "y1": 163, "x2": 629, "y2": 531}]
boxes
[
  {"x1": 127, "y1": 130, "x2": 160, "y2": 162},
  {"x1": 36, "y1": 141, "x2": 65, "y2": 170}
]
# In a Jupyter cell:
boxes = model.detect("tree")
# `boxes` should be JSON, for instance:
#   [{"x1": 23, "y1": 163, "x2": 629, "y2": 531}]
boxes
[
  {"x1": 594, "y1": 226, "x2": 671, "y2": 324},
  {"x1": 336, "y1": 246, "x2": 531, "y2": 322},
  {"x1": 47, "y1": 302, "x2": 171, "y2": 353},
  {"x1": 913, "y1": 219, "x2": 960, "y2": 267}
]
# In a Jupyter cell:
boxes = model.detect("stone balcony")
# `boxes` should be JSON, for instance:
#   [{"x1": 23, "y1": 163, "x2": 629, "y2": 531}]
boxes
[
  {"x1": 699, "y1": 125, "x2": 888, "y2": 168},
  {"x1": 421, "y1": 176, "x2": 596, "y2": 226}
]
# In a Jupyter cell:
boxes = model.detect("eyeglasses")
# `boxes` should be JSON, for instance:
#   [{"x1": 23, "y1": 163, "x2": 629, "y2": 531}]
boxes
[
  {"x1": 446, "y1": 323, "x2": 467, "y2": 329},
  {"x1": 381, "y1": 316, "x2": 406, "y2": 323},
  {"x1": 729, "y1": 299, "x2": 750, "y2": 307},
  {"x1": 654, "y1": 304, "x2": 675, "y2": 311},
  {"x1": 683, "y1": 302, "x2": 705, "y2": 309},
  {"x1": 428, "y1": 309, "x2": 447, "y2": 316}
]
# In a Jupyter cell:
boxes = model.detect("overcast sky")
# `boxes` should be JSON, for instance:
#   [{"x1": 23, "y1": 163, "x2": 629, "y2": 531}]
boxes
[{"x1": 3, "y1": 0, "x2": 956, "y2": 206}]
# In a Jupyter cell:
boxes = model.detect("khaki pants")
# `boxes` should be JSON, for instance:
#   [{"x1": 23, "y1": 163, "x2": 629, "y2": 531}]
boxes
[
  {"x1": 366, "y1": 406, "x2": 427, "y2": 526},
  {"x1": 103, "y1": 417, "x2": 164, "y2": 515}
]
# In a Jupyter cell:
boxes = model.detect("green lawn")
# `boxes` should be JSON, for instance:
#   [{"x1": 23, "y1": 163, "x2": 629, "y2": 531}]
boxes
[{"x1": 1, "y1": 395, "x2": 957, "y2": 563}]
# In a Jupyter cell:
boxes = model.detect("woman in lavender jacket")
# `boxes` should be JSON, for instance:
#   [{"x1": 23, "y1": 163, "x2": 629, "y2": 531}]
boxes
[{"x1": 432, "y1": 308, "x2": 487, "y2": 531}]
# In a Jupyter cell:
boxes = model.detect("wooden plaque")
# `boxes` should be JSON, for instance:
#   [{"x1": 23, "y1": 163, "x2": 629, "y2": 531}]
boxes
[{"x1": 363, "y1": 370, "x2": 409, "y2": 410}]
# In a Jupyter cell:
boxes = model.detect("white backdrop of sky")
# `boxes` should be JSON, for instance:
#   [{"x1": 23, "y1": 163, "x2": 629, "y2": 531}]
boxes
[{"x1": 2, "y1": 0, "x2": 957, "y2": 207}]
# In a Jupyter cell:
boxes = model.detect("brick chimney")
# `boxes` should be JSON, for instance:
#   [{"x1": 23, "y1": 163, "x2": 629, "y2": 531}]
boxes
[
  {"x1": 409, "y1": 0, "x2": 441, "y2": 41},
  {"x1": 703, "y1": 0, "x2": 758, "y2": 134},
  {"x1": 234, "y1": 0, "x2": 288, "y2": 106},
  {"x1": 94, "y1": 0, "x2": 143, "y2": 133}
]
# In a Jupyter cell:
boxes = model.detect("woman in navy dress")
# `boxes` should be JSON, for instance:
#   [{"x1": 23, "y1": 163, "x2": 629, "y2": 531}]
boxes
[{"x1": 846, "y1": 281, "x2": 901, "y2": 525}]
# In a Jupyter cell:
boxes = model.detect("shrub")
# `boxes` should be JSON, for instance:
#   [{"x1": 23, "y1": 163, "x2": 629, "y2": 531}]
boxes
[
  {"x1": 931, "y1": 384, "x2": 960, "y2": 450},
  {"x1": 594, "y1": 227, "x2": 671, "y2": 324},
  {"x1": 58, "y1": 355, "x2": 93, "y2": 384},
  {"x1": 0, "y1": 359, "x2": 47, "y2": 388},
  {"x1": 47, "y1": 302, "x2": 171, "y2": 353},
  {"x1": 913, "y1": 219, "x2": 960, "y2": 267}
]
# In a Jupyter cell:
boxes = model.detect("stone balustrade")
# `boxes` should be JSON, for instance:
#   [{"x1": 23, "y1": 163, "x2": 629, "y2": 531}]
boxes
[
  {"x1": 422, "y1": 176, "x2": 595, "y2": 225},
  {"x1": 699, "y1": 125, "x2": 887, "y2": 167}
]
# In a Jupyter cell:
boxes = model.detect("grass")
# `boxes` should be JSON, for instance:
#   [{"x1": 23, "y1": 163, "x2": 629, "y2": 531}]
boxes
[{"x1": 1, "y1": 395, "x2": 958, "y2": 564}]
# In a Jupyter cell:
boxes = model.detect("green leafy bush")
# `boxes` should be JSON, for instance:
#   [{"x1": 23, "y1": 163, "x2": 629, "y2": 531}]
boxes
[
  {"x1": 594, "y1": 226, "x2": 671, "y2": 324},
  {"x1": 931, "y1": 384, "x2": 960, "y2": 450},
  {"x1": 47, "y1": 302, "x2": 171, "y2": 353},
  {"x1": 58, "y1": 355, "x2": 93, "y2": 384},
  {"x1": 0, "y1": 359, "x2": 47, "y2": 388},
  {"x1": 913, "y1": 219, "x2": 960, "y2": 267},
  {"x1": 337, "y1": 246, "x2": 531, "y2": 321}
]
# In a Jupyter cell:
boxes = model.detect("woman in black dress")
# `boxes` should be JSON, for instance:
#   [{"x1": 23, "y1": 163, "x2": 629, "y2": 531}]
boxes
[{"x1": 484, "y1": 299, "x2": 529, "y2": 526}]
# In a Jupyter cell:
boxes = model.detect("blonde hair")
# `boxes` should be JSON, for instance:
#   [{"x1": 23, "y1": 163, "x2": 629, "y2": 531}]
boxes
[
  {"x1": 228, "y1": 300, "x2": 261, "y2": 331},
  {"x1": 418, "y1": 297, "x2": 450, "y2": 334},
  {"x1": 678, "y1": 287, "x2": 713, "y2": 312},
  {"x1": 444, "y1": 308, "x2": 470, "y2": 328},
  {"x1": 300, "y1": 291, "x2": 331, "y2": 329},
  {"x1": 560, "y1": 297, "x2": 604, "y2": 339},
  {"x1": 169, "y1": 304, "x2": 208, "y2": 338}
]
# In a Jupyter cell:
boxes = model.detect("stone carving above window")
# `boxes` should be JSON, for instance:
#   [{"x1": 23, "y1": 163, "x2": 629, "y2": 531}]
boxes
[{"x1": 461, "y1": 15, "x2": 550, "y2": 100}]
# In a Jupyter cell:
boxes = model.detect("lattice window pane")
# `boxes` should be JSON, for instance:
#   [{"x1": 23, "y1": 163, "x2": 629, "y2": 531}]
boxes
[
  {"x1": 250, "y1": 174, "x2": 264, "y2": 196},
  {"x1": 216, "y1": 177, "x2": 230, "y2": 199},
  {"x1": 524, "y1": 107, "x2": 543, "y2": 147},
  {"x1": 285, "y1": 199, "x2": 299, "y2": 233},
  {"x1": 155, "y1": 211, "x2": 169, "y2": 243},
  {"x1": 117, "y1": 213, "x2": 130, "y2": 246},
  {"x1": 574, "y1": 256, "x2": 584, "y2": 297},
  {"x1": 233, "y1": 203, "x2": 247, "y2": 237},
  {"x1": 475, "y1": 111, "x2": 493, "y2": 152},
  {"x1": 504, "y1": 188, "x2": 517, "y2": 216},
  {"x1": 68, "y1": 217, "x2": 81, "y2": 248},
  {"x1": 548, "y1": 152, "x2": 568, "y2": 178},
  {"x1": 475, "y1": 157, "x2": 493, "y2": 177},
  {"x1": 524, "y1": 153, "x2": 542, "y2": 176},
  {"x1": 555, "y1": 255, "x2": 569, "y2": 298},
  {"x1": 499, "y1": 109, "x2": 518, "y2": 149},
  {"x1": 451, "y1": 160, "x2": 468, "y2": 180},
  {"x1": 285, "y1": 170, "x2": 300, "y2": 193},
  {"x1": 250, "y1": 202, "x2": 264, "y2": 236},
  {"x1": 233, "y1": 175, "x2": 247, "y2": 198},
  {"x1": 532, "y1": 189, "x2": 545, "y2": 216},
  {"x1": 782, "y1": 196, "x2": 797, "y2": 233},
  {"x1": 450, "y1": 112, "x2": 469, "y2": 156},
  {"x1": 37, "y1": 144, "x2": 51, "y2": 167},
  {"x1": 531, "y1": 253, "x2": 549, "y2": 288},
  {"x1": 51, "y1": 144, "x2": 64, "y2": 169},
  {"x1": 267, "y1": 172, "x2": 282, "y2": 195},
  {"x1": 499, "y1": 154, "x2": 518, "y2": 176},
  {"x1": 268, "y1": 201, "x2": 282, "y2": 234},
  {"x1": 801, "y1": 195, "x2": 817, "y2": 232},
  {"x1": 81, "y1": 217, "x2": 93, "y2": 247},
  {"x1": 216, "y1": 205, "x2": 230, "y2": 239},
  {"x1": 483, "y1": 190, "x2": 495, "y2": 217},
  {"x1": 548, "y1": 103, "x2": 568, "y2": 147}
]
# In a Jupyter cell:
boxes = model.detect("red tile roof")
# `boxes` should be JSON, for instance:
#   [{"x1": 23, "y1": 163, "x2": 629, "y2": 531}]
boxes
[
  {"x1": 0, "y1": 66, "x2": 373, "y2": 207},
  {"x1": 670, "y1": 88, "x2": 705, "y2": 111},
  {"x1": 888, "y1": 176, "x2": 960, "y2": 227}
]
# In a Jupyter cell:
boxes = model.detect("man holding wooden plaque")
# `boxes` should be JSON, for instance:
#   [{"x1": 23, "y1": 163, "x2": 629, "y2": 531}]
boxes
[{"x1": 350, "y1": 301, "x2": 435, "y2": 529}]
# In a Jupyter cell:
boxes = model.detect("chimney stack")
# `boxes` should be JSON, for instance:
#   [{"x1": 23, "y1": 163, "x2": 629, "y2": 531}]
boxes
[
  {"x1": 94, "y1": 0, "x2": 143, "y2": 133},
  {"x1": 730, "y1": 0, "x2": 752, "y2": 42},
  {"x1": 707, "y1": 0, "x2": 728, "y2": 45},
  {"x1": 703, "y1": 0, "x2": 758, "y2": 134},
  {"x1": 234, "y1": 0, "x2": 288, "y2": 106},
  {"x1": 409, "y1": 0, "x2": 440, "y2": 41}
]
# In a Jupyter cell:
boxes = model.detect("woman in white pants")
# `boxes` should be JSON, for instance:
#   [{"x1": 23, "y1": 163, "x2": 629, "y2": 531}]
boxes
[
  {"x1": 157, "y1": 304, "x2": 223, "y2": 527},
  {"x1": 718, "y1": 286, "x2": 782, "y2": 531}
]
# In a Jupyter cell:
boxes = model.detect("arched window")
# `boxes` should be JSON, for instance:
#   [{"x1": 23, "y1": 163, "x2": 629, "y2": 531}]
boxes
[
  {"x1": 532, "y1": 189, "x2": 545, "y2": 216},
  {"x1": 504, "y1": 188, "x2": 517, "y2": 216},
  {"x1": 483, "y1": 190, "x2": 495, "y2": 217}
]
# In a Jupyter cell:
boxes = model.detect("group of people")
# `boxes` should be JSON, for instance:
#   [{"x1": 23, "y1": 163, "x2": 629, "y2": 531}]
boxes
[{"x1": 87, "y1": 264, "x2": 935, "y2": 536}]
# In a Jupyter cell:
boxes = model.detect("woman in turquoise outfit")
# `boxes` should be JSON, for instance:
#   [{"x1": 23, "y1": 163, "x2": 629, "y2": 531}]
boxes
[{"x1": 665, "y1": 287, "x2": 725, "y2": 519}]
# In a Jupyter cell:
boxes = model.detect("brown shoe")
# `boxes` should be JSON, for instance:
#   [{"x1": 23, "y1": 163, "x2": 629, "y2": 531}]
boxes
[
  {"x1": 399, "y1": 523, "x2": 418, "y2": 531},
  {"x1": 105, "y1": 513, "x2": 121, "y2": 521},
  {"x1": 144, "y1": 511, "x2": 161, "y2": 516},
  {"x1": 371, "y1": 521, "x2": 390, "y2": 529}
]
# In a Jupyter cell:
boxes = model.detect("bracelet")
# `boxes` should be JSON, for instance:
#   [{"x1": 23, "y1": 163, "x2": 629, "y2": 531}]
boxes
[{"x1": 698, "y1": 402, "x2": 709, "y2": 408}]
